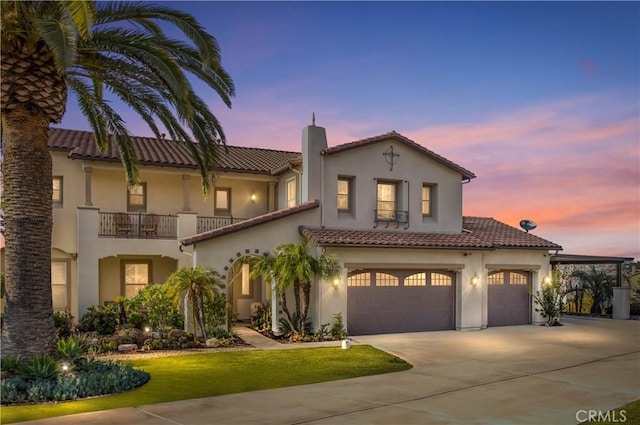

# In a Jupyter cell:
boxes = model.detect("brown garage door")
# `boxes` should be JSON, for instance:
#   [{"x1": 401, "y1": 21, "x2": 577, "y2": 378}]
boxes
[
  {"x1": 347, "y1": 270, "x2": 455, "y2": 335},
  {"x1": 487, "y1": 271, "x2": 531, "y2": 327}
]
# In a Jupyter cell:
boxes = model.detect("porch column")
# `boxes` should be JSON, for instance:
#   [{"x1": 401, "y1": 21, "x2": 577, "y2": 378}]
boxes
[
  {"x1": 182, "y1": 174, "x2": 191, "y2": 212},
  {"x1": 612, "y1": 287, "x2": 631, "y2": 320},
  {"x1": 268, "y1": 181, "x2": 277, "y2": 212},
  {"x1": 83, "y1": 166, "x2": 93, "y2": 206},
  {"x1": 271, "y1": 278, "x2": 281, "y2": 335}
]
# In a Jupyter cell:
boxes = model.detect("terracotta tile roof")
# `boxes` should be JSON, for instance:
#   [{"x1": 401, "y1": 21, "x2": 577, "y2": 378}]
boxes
[
  {"x1": 299, "y1": 217, "x2": 562, "y2": 250},
  {"x1": 462, "y1": 217, "x2": 562, "y2": 250},
  {"x1": 323, "y1": 131, "x2": 476, "y2": 180},
  {"x1": 181, "y1": 200, "x2": 320, "y2": 246},
  {"x1": 49, "y1": 128, "x2": 299, "y2": 174}
]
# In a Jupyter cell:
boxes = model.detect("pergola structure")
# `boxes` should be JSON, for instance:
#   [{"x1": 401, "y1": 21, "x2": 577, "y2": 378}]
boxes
[{"x1": 550, "y1": 254, "x2": 634, "y2": 287}]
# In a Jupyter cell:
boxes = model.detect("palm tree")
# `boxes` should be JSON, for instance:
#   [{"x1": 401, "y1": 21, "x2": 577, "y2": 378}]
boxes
[
  {"x1": 165, "y1": 267, "x2": 223, "y2": 342},
  {"x1": 1, "y1": 1, "x2": 234, "y2": 357},
  {"x1": 572, "y1": 266, "x2": 614, "y2": 314},
  {"x1": 251, "y1": 242, "x2": 341, "y2": 335}
]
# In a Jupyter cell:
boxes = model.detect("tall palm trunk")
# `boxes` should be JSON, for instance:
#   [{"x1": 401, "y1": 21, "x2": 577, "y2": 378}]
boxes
[
  {"x1": 1, "y1": 104, "x2": 56, "y2": 357},
  {"x1": 300, "y1": 280, "x2": 311, "y2": 324}
]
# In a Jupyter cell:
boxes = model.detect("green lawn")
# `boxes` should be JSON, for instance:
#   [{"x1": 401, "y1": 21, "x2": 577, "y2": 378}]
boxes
[
  {"x1": 582, "y1": 399, "x2": 640, "y2": 425},
  {"x1": 1, "y1": 345, "x2": 411, "y2": 424}
]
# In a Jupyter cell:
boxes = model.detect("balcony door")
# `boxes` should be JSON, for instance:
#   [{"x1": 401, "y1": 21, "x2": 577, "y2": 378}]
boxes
[{"x1": 376, "y1": 181, "x2": 396, "y2": 220}]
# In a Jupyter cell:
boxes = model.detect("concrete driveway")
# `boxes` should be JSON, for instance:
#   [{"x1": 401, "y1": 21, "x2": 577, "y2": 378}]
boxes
[{"x1": 18, "y1": 317, "x2": 640, "y2": 425}]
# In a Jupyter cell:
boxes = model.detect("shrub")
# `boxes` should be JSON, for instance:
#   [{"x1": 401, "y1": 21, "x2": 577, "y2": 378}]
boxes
[
  {"x1": 56, "y1": 336, "x2": 86, "y2": 367},
  {"x1": 78, "y1": 304, "x2": 118, "y2": 335},
  {"x1": 279, "y1": 312, "x2": 312, "y2": 339},
  {"x1": 165, "y1": 329, "x2": 198, "y2": 349},
  {"x1": 331, "y1": 312, "x2": 347, "y2": 340},
  {"x1": 631, "y1": 297, "x2": 640, "y2": 316},
  {"x1": 19, "y1": 355, "x2": 61, "y2": 381},
  {"x1": 53, "y1": 311, "x2": 75, "y2": 339},
  {"x1": 312, "y1": 323, "x2": 331, "y2": 342},
  {"x1": 532, "y1": 271, "x2": 565, "y2": 326},
  {"x1": 203, "y1": 292, "x2": 230, "y2": 337},
  {"x1": 1, "y1": 360, "x2": 150, "y2": 405},
  {"x1": 126, "y1": 284, "x2": 183, "y2": 333},
  {"x1": 251, "y1": 303, "x2": 272, "y2": 333},
  {"x1": 1, "y1": 354, "x2": 24, "y2": 376}
]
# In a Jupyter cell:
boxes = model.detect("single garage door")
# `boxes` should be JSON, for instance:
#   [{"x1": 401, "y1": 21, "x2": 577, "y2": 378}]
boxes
[
  {"x1": 347, "y1": 270, "x2": 455, "y2": 335},
  {"x1": 487, "y1": 271, "x2": 531, "y2": 327}
]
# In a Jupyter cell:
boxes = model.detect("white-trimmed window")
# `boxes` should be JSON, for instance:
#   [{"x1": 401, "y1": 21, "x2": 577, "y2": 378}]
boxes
[
  {"x1": 215, "y1": 188, "x2": 231, "y2": 215},
  {"x1": 52, "y1": 176, "x2": 63, "y2": 205},
  {"x1": 51, "y1": 261, "x2": 68, "y2": 310},
  {"x1": 286, "y1": 178, "x2": 297, "y2": 208},
  {"x1": 337, "y1": 177, "x2": 352, "y2": 212},
  {"x1": 431, "y1": 272, "x2": 453, "y2": 286},
  {"x1": 123, "y1": 261, "x2": 151, "y2": 298},
  {"x1": 127, "y1": 183, "x2": 146, "y2": 212}
]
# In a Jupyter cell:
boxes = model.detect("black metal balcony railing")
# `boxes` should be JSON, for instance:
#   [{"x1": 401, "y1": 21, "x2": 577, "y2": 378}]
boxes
[
  {"x1": 197, "y1": 216, "x2": 247, "y2": 234},
  {"x1": 374, "y1": 209, "x2": 409, "y2": 229},
  {"x1": 99, "y1": 212, "x2": 177, "y2": 239}
]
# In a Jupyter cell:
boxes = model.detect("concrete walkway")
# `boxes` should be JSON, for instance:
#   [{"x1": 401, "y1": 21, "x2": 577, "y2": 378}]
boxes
[{"x1": 14, "y1": 317, "x2": 640, "y2": 425}]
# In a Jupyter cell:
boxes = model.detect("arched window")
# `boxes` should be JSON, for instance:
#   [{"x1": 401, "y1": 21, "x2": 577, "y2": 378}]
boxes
[
  {"x1": 375, "y1": 272, "x2": 399, "y2": 287},
  {"x1": 405, "y1": 273, "x2": 427, "y2": 286},
  {"x1": 347, "y1": 272, "x2": 371, "y2": 287},
  {"x1": 488, "y1": 271, "x2": 505, "y2": 285},
  {"x1": 431, "y1": 272, "x2": 452, "y2": 286}
]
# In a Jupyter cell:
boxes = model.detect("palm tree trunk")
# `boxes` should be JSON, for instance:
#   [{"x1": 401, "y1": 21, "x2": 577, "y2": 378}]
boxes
[
  {"x1": 301, "y1": 280, "x2": 311, "y2": 324},
  {"x1": 293, "y1": 281, "x2": 301, "y2": 317},
  {"x1": 280, "y1": 291, "x2": 293, "y2": 325},
  {"x1": 1, "y1": 105, "x2": 56, "y2": 357}
]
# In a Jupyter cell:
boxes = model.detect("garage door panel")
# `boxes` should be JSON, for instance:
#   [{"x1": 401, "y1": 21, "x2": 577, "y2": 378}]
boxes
[
  {"x1": 487, "y1": 272, "x2": 531, "y2": 327},
  {"x1": 347, "y1": 278, "x2": 454, "y2": 335}
]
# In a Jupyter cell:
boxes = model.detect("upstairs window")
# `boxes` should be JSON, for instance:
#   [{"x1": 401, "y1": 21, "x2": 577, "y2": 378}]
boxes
[
  {"x1": 376, "y1": 181, "x2": 396, "y2": 220},
  {"x1": 286, "y1": 178, "x2": 297, "y2": 208},
  {"x1": 215, "y1": 188, "x2": 231, "y2": 215},
  {"x1": 52, "y1": 176, "x2": 63, "y2": 205},
  {"x1": 422, "y1": 184, "x2": 434, "y2": 216},
  {"x1": 127, "y1": 183, "x2": 146, "y2": 212},
  {"x1": 337, "y1": 177, "x2": 352, "y2": 212}
]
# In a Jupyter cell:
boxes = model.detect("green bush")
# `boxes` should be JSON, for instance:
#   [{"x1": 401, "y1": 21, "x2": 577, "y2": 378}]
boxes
[
  {"x1": 19, "y1": 355, "x2": 61, "y2": 381},
  {"x1": 630, "y1": 298, "x2": 640, "y2": 316},
  {"x1": 279, "y1": 312, "x2": 312, "y2": 339},
  {"x1": 203, "y1": 292, "x2": 230, "y2": 337},
  {"x1": 1, "y1": 360, "x2": 150, "y2": 405},
  {"x1": 53, "y1": 311, "x2": 75, "y2": 339},
  {"x1": 251, "y1": 303, "x2": 272, "y2": 333},
  {"x1": 331, "y1": 312, "x2": 347, "y2": 340},
  {"x1": 56, "y1": 336, "x2": 87, "y2": 367},
  {"x1": 78, "y1": 304, "x2": 118, "y2": 335},
  {"x1": 127, "y1": 284, "x2": 183, "y2": 333},
  {"x1": 1, "y1": 354, "x2": 24, "y2": 376}
]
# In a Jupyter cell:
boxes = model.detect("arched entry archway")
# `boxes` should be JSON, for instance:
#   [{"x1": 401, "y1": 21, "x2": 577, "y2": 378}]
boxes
[{"x1": 227, "y1": 256, "x2": 270, "y2": 322}]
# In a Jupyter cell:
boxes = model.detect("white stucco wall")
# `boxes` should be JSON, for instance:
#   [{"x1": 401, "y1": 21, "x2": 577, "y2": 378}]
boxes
[{"x1": 318, "y1": 139, "x2": 465, "y2": 233}]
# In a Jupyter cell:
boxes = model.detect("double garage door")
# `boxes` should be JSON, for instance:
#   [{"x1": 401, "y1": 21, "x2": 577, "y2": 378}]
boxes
[{"x1": 347, "y1": 270, "x2": 455, "y2": 335}]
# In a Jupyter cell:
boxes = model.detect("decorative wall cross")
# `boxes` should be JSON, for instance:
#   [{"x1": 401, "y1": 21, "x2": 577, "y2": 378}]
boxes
[{"x1": 383, "y1": 146, "x2": 399, "y2": 171}]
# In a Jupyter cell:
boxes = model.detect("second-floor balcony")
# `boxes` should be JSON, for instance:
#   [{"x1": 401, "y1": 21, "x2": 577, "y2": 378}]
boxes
[
  {"x1": 98, "y1": 212, "x2": 249, "y2": 240},
  {"x1": 99, "y1": 212, "x2": 178, "y2": 239}
]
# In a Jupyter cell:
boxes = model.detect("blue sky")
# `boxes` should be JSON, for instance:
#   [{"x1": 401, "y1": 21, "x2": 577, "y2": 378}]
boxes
[{"x1": 59, "y1": 1, "x2": 640, "y2": 259}]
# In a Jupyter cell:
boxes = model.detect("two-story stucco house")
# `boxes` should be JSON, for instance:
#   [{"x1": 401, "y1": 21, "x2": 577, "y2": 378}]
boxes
[
  {"x1": 181, "y1": 123, "x2": 562, "y2": 335},
  {"x1": 22, "y1": 122, "x2": 561, "y2": 335}
]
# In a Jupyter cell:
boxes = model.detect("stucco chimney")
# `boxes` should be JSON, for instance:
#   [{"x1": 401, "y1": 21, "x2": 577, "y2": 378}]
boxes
[{"x1": 301, "y1": 117, "x2": 327, "y2": 202}]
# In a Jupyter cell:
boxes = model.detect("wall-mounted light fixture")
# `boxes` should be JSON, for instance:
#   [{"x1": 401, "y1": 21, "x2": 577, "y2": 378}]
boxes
[
  {"x1": 332, "y1": 278, "x2": 340, "y2": 288},
  {"x1": 471, "y1": 273, "x2": 480, "y2": 287},
  {"x1": 250, "y1": 191, "x2": 257, "y2": 202},
  {"x1": 543, "y1": 273, "x2": 552, "y2": 286}
]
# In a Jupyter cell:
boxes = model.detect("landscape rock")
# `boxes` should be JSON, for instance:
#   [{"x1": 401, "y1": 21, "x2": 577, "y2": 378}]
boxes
[
  {"x1": 118, "y1": 344, "x2": 138, "y2": 353},
  {"x1": 205, "y1": 338, "x2": 221, "y2": 348}
]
